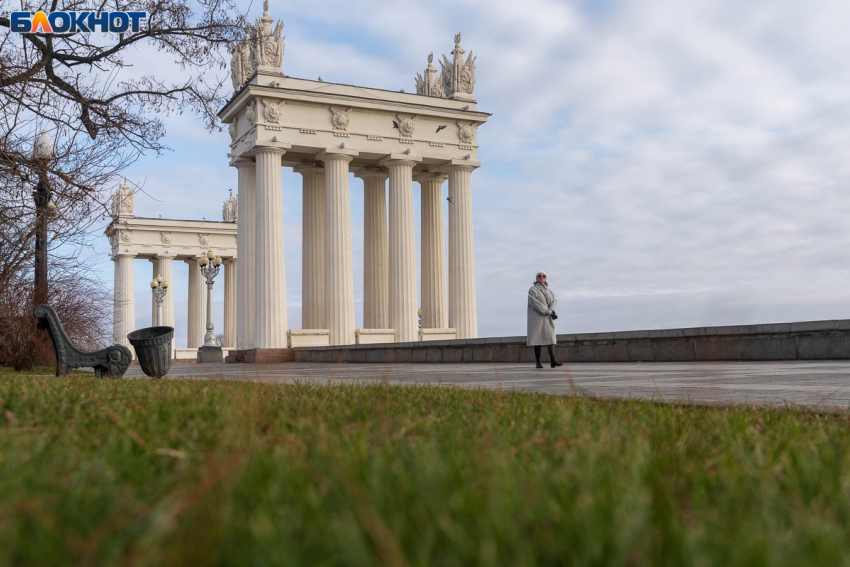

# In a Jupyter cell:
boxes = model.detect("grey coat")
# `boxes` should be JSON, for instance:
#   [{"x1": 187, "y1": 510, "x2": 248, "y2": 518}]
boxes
[{"x1": 527, "y1": 283, "x2": 558, "y2": 346}]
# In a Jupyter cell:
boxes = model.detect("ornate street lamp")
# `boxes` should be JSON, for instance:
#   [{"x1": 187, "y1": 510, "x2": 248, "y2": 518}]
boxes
[
  {"x1": 32, "y1": 130, "x2": 57, "y2": 306},
  {"x1": 150, "y1": 274, "x2": 169, "y2": 326},
  {"x1": 197, "y1": 250, "x2": 223, "y2": 363}
]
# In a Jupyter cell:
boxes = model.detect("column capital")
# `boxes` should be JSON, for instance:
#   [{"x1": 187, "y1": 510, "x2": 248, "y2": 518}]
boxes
[
  {"x1": 354, "y1": 166, "x2": 388, "y2": 181},
  {"x1": 380, "y1": 153, "x2": 422, "y2": 166},
  {"x1": 229, "y1": 157, "x2": 255, "y2": 170},
  {"x1": 439, "y1": 158, "x2": 481, "y2": 173},
  {"x1": 156, "y1": 253, "x2": 177, "y2": 259},
  {"x1": 317, "y1": 147, "x2": 359, "y2": 162},
  {"x1": 245, "y1": 142, "x2": 291, "y2": 158},
  {"x1": 414, "y1": 171, "x2": 448, "y2": 184},
  {"x1": 111, "y1": 252, "x2": 137, "y2": 260},
  {"x1": 223, "y1": 257, "x2": 236, "y2": 265},
  {"x1": 293, "y1": 161, "x2": 324, "y2": 175}
]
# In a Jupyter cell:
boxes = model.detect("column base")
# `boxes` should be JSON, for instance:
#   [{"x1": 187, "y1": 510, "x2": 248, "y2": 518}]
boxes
[
  {"x1": 197, "y1": 345, "x2": 223, "y2": 363},
  {"x1": 244, "y1": 348, "x2": 296, "y2": 364}
]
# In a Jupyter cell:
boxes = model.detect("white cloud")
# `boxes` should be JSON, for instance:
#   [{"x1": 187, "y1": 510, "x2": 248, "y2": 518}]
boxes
[{"x1": 99, "y1": 0, "x2": 850, "y2": 341}]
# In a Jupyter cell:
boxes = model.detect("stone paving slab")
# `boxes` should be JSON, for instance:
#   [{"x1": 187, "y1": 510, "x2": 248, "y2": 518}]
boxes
[{"x1": 124, "y1": 361, "x2": 850, "y2": 411}]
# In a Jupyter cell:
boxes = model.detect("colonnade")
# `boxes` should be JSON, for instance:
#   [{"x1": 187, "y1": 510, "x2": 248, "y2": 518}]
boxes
[
  {"x1": 112, "y1": 254, "x2": 237, "y2": 350},
  {"x1": 235, "y1": 149, "x2": 478, "y2": 348}
]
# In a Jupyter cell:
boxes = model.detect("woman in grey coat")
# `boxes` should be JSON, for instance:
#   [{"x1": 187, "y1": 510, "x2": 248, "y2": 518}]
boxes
[{"x1": 527, "y1": 271, "x2": 562, "y2": 368}]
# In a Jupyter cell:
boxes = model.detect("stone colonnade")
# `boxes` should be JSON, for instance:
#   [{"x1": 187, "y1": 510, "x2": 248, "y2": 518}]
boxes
[
  {"x1": 111, "y1": 254, "x2": 237, "y2": 351},
  {"x1": 234, "y1": 150, "x2": 478, "y2": 348}
]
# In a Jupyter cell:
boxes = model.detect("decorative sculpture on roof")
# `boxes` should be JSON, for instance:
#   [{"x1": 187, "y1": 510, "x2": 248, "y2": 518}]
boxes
[
  {"x1": 222, "y1": 189, "x2": 238, "y2": 223},
  {"x1": 230, "y1": 1, "x2": 283, "y2": 91},
  {"x1": 111, "y1": 178, "x2": 134, "y2": 217},
  {"x1": 415, "y1": 53, "x2": 444, "y2": 98},
  {"x1": 439, "y1": 32, "x2": 477, "y2": 102},
  {"x1": 250, "y1": 0, "x2": 285, "y2": 72},
  {"x1": 230, "y1": 31, "x2": 255, "y2": 90}
]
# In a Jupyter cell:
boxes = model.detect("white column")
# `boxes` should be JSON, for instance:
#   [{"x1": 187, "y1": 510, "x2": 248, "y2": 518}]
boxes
[
  {"x1": 235, "y1": 160, "x2": 256, "y2": 350},
  {"x1": 186, "y1": 257, "x2": 206, "y2": 348},
  {"x1": 295, "y1": 162, "x2": 326, "y2": 330},
  {"x1": 254, "y1": 148, "x2": 288, "y2": 348},
  {"x1": 149, "y1": 258, "x2": 158, "y2": 326},
  {"x1": 416, "y1": 172, "x2": 448, "y2": 329},
  {"x1": 318, "y1": 149, "x2": 358, "y2": 345},
  {"x1": 446, "y1": 163, "x2": 478, "y2": 339},
  {"x1": 112, "y1": 253, "x2": 135, "y2": 350},
  {"x1": 224, "y1": 258, "x2": 236, "y2": 347},
  {"x1": 157, "y1": 255, "x2": 175, "y2": 328},
  {"x1": 355, "y1": 167, "x2": 389, "y2": 329},
  {"x1": 382, "y1": 157, "x2": 420, "y2": 343},
  {"x1": 158, "y1": 255, "x2": 176, "y2": 359}
]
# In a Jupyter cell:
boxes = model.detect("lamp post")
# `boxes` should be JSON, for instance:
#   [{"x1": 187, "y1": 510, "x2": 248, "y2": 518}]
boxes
[
  {"x1": 32, "y1": 130, "x2": 56, "y2": 306},
  {"x1": 150, "y1": 274, "x2": 169, "y2": 326},
  {"x1": 197, "y1": 250, "x2": 223, "y2": 363}
]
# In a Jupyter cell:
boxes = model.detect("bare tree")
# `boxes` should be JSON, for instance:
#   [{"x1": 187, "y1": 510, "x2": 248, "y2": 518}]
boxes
[{"x1": 0, "y1": 0, "x2": 246, "y2": 367}]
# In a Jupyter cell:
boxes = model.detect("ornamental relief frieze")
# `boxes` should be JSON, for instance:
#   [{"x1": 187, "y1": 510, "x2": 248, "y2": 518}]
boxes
[
  {"x1": 228, "y1": 106, "x2": 484, "y2": 151},
  {"x1": 330, "y1": 106, "x2": 352, "y2": 131},
  {"x1": 396, "y1": 113, "x2": 417, "y2": 137},
  {"x1": 458, "y1": 123, "x2": 475, "y2": 144},
  {"x1": 262, "y1": 98, "x2": 284, "y2": 124}
]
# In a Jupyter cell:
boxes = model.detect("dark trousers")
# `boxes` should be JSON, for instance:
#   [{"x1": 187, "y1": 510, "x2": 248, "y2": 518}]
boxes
[{"x1": 534, "y1": 345, "x2": 556, "y2": 363}]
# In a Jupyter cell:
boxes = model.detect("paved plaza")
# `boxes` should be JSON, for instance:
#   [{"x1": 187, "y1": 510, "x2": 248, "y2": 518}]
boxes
[{"x1": 125, "y1": 360, "x2": 850, "y2": 411}]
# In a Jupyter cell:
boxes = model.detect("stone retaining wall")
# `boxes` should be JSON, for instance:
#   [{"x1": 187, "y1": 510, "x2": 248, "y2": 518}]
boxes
[{"x1": 292, "y1": 320, "x2": 850, "y2": 364}]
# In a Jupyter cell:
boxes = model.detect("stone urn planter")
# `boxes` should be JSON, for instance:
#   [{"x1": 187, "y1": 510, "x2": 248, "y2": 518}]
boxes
[{"x1": 127, "y1": 326, "x2": 174, "y2": 378}]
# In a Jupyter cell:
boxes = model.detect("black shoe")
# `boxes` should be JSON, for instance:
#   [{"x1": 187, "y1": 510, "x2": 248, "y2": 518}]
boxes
[
  {"x1": 536, "y1": 361, "x2": 544, "y2": 369},
  {"x1": 550, "y1": 359, "x2": 563, "y2": 368}
]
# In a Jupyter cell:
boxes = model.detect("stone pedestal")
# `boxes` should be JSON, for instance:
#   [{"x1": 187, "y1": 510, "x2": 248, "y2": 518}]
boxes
[
  {"x1": 197, "y1": 345, "x2": 223, "y2": 363},
  {"x1": 245, "y1": 348, "x2": 296, "y2": 363}
]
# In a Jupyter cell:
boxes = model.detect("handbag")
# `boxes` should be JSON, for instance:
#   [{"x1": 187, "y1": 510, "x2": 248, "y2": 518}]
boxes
[{"x1": 550, "y1": 311, "x2": 558, "y2": 320}]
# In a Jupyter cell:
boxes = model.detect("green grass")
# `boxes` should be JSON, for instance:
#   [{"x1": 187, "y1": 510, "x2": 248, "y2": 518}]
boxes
[{"x1": 1, "y1": 368, "x2": 850, "y2": 566}]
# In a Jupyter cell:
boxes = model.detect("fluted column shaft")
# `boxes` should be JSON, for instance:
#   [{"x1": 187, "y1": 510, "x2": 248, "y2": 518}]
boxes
[
  {"x1": 320, "y1": 152, "x2": 356, "y2": 345},
  {"x1": 112, "y1": 254, "x2": 135, "y2": 351},
  {"x1": 149, "y1": 258, "x2": 158, "y2": 325},
  {"x1": 254, "y1": 149, "x2": 288, "y2": 348},
  {"x1": 158, "y1": 255, "x2": 175, "y2": 358},
  {"x1": 385, "y1": 160, "x2": 418, "y2": 343},
  {"x1": 186, "y1": 258, "x2": 206, "y2": 348},
  {"x1": 417, "y1": 173, "x2": 448, "y2": 329},
  {"x1": 356, "y1": 168, "x2": 389, "y2": 329},
  {"x1": 447, "y1": 165, "x2": 478, "y2": 338},
  {"x1": 295, "y1": 163, "x2": 326, "y2": 329},
  {"x1": 235, "y1": 161, "x2": 257, "y2": 350},
  {"x1": 224, "y1": 259, "x2": 236, "y2": 347}
]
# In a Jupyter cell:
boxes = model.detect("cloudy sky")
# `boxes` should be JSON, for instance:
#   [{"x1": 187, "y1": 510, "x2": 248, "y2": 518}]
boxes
[{"x1": 101, "y1": 0, "x2": 850, "y2": 346}]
